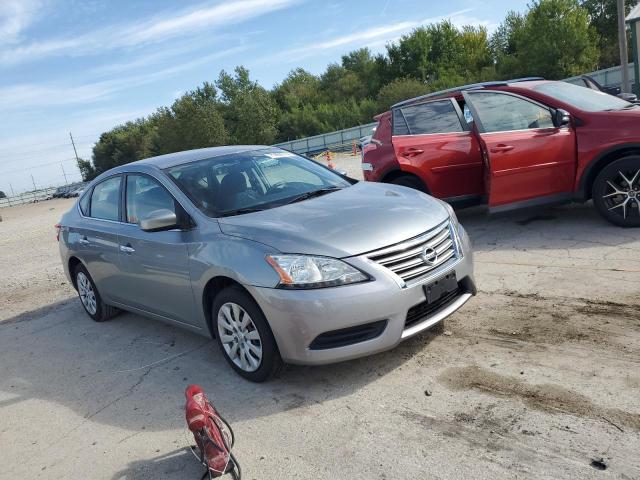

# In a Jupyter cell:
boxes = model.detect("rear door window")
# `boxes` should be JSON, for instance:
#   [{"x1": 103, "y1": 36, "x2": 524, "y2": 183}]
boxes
[
  {"x1": 89, "y1": 176, "x2": 121, "y2": 221},
  {"x1": 393, "y1": 100, "x2": 463, "y2": 135}
]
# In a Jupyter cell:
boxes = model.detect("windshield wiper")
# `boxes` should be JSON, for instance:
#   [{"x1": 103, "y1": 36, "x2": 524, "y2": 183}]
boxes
[
  {"x1": 219, "y1": 207, "x2": 265, "y2": 217},
  {"x1": 282, "y1": 186, "x2": 343, "y2": 205}
]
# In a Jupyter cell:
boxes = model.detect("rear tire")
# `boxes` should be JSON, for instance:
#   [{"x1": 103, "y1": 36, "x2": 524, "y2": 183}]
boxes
[
  {"x1": 389, "y1": 174, "x2": 428, "y2": 193},
  {"x1": 74, "y1": 263, "x2": 119, "y2": 322},
  {"x1": 212, "y1": 286, "x2": 284, "y2": 382},
  {"x1": 592, "y1": 156, "x2": 640, "y2": 227}
]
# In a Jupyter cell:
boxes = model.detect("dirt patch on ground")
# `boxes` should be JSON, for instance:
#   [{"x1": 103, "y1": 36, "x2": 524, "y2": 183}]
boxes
[
  {"x1": 461, "y1": 290, "x2": 640, "y2": 351},
  {"x1": 440, "y1": 366, "x2": 640, "y2": 432}
]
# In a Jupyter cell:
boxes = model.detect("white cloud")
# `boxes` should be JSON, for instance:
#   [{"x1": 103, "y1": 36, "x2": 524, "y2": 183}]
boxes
[
  {"x1": 0, "y1": 46, "x2": 247, "y2": 110},
  {"x1": 265, "y1": 8, "x2": 476, "y2": 63},
  {"x1": 0, "y1": 0, "x2": 298, "y2": 65},
  {"x1": 0, "y1": 0, "x2": 43, "y2": 45}
]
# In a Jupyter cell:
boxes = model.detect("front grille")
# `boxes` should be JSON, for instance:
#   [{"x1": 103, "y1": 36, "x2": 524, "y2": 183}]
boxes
[
  {"x1": 309, "y1": 320, "x2": 387, "y2": 350},
  {"x1": 366, "y1": 220, "x2": 459, "y2": 284},
  {"x1": 405, "y1": 287, "x2": 462, "y2": 328}
]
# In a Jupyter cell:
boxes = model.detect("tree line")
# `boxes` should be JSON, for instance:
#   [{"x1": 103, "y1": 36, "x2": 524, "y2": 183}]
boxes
[{"x1": 79, "y1": 0, "x2": 633, "y2": 180}]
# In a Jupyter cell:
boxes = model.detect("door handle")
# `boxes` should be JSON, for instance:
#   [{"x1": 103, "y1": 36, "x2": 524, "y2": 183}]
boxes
[
  {"x1": 79, "y1": 236, "x2": 90, "y2": 245},
  {"x1": 404, "y1": 148, "x2": 424, "y2": 157},
  {"x1": 120, "y1": 245, "x2": 135, "y2": 254},
  {"x1": 490, "y1": 144, "x2": 514, "y2": 153}
]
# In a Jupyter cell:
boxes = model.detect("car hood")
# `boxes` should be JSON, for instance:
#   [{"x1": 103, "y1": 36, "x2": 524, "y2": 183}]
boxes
[{"x1": 217, "y1": 182, "x2": 450, "y2": 258}]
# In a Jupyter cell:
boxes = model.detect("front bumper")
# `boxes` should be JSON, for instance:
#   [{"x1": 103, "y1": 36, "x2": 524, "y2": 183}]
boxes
[{"x1": 247, "y1": 225, "x2": 475, "y2": 365}]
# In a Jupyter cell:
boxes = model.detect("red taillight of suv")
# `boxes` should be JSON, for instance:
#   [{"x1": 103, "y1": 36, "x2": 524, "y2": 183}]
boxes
[{"x1": 55, "y1": 223, "x2": 61, "y2": 242}]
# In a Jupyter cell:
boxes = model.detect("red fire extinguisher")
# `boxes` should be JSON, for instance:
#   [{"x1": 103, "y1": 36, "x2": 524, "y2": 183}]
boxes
[{"x1": 185, "y1": 385, "x2": 241, "y2": 480}]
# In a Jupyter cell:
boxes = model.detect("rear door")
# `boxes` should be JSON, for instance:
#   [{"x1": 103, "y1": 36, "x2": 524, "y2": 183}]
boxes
[
  {"x1": 77, "y1": 175, "x2": 123, "y2": 303},
  {"x1": 112, "y1": 173, "x2": 197, "y2": 326},
  {"x1": 391, "y1": 98, "x2": 484, "y2": 200},
  {"x1": 463, "y1": 90, "x2": 576, "y2": 210}
]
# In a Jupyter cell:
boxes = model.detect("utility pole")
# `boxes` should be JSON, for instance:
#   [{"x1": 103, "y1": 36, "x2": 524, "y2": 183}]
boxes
[
  {"x1": 61, "y1": 163, "x2": 68, "y2": 184},
  {"x1": 31, "y1": 174, "x2": 37, "y2": 191},
  {"x1": 69, "y1": 132, "x2": 80, "y2": 162},
  {"x1": 618, "y1": 0, "x2": 630, "y2": 93},
  {"x1": 9, "y1": 183, "x2": 15, "y2": 196}
]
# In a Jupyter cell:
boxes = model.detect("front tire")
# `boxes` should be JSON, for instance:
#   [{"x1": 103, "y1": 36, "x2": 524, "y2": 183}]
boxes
[
  {"x1": 74, "y1": 263, "x2": 119, "y2": 322},
  {"x1": 212, "y1": 286, "x2": 283, "y2": 382},
  {"x1": 389, "y1": 174, "x2": 428, "y2": 193},
  {"x1": 592, "y1": 156, "x2": 640, "y2": 227}
]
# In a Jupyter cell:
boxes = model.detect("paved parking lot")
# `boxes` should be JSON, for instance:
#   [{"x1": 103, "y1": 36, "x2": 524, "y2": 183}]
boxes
[{"x1": 1, "y1": 168, "x2": 639, "y2": 479}]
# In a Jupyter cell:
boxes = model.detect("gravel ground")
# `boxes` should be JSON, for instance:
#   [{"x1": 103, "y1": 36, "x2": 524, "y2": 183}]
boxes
[{"x1": 1, "y1": 169, "x2": 639, "y2": 480}]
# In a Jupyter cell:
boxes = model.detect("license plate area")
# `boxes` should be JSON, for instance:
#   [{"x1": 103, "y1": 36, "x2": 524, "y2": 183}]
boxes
[{"x1": 423, "y1": 272, "x2": 458, "y2": 304}]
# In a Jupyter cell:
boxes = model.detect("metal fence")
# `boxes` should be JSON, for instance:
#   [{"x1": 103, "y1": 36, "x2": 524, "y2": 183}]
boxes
[
  {"x1": 274, "y1": 122, "x2": 377, "y2": 155},
  {"x1": 565, "y1": 63, "x2": 635, "y2": 90},
  {"x1": 0, "y1": 187, "x2": 58, "y2": 209}
]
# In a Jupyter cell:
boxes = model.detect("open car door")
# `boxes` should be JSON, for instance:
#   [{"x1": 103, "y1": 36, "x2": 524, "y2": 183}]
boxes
[{"x1": 462, "y1": 90, "x2": 577, "y2": 212}]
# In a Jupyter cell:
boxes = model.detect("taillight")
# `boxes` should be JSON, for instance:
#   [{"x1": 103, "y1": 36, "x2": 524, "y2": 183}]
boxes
[{"x1": 55, "y1": 223, "x2": 61, "y2": 242}]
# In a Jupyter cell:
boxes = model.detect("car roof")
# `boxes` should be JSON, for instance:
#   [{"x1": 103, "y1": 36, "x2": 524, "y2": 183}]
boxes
[
  {"x1": 391, "y1": 77, "x2": 547, "y2": 108},
  {"x1": 127, "y1": 145, "x2": 271, "y2": 170}
]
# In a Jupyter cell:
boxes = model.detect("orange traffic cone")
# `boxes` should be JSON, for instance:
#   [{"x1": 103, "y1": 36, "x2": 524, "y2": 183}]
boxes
[{"x1": 325, "y1": 150, "x2": 335, "y2": 169}]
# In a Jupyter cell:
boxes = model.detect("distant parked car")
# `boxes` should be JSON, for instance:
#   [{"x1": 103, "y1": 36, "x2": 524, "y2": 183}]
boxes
[
  {"x1": 363, "y1": 78, "x2": 640, "y2": 227},
  {"x1": 578, "y1": 74, "x2": 638, "y2": 103},
  {"x1": 57, "y1": 146, "x2": 475, "y2": 381},
  {"x1": 68, "y1": 187, "x2": 84, "y2": 198}
]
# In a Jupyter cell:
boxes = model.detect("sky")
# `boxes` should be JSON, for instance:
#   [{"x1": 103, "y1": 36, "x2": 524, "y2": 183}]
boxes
[{"x1": 0, "y1": 0, "x2": 529, "y2": 194}]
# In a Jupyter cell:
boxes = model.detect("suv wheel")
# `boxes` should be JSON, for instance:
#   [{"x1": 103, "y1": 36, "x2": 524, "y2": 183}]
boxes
[
  {"x1": 593, "y1": 156, "x2": 640, "y2": 227},
  {"x1": 212, "y1": 286, "x2": 283, "y2": 382},
  {"x1": 74, "y1": 264, "x2": 119, "y2": 321},
  {"x1": 389, "y1": 174, "x2": 427, "y2": 192}
]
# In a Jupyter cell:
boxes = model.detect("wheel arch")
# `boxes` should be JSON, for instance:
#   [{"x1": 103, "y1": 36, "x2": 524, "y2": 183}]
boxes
[
  {"x1": 578, "y1": 144, "x2": 640, "y2": 201},
  {"x1": 380, "y1": 169, "x2": 430, "y2": 193},
  {"x1": 68, "y1": 256, "x2": 83, "y2": 290},
  {"x1": 202, "y1": 276, "x2": 249, "y2": 338}
]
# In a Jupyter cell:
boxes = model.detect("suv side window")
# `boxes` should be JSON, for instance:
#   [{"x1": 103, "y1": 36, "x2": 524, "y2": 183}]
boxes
[
  {"x1": 125, "y1": 174, "x2": 176, "y2": 224},
  {"x1": 392, "y1": 109, "x2": 410, "y2": 135},
  {"x1": 467, "y1": 92, "x2": 555, "y2": 132},
  {"x1": 89, "y1": 176, "x2": 121, "y2": 221},
  {"x1": 393, "y1": 100, "x2": 463, "y2": 136}
]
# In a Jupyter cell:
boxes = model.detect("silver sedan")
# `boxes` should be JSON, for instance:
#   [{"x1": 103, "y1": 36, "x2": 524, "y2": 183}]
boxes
[{"x1": 57, "y1": 146, "x2": 476, "y2": 381}]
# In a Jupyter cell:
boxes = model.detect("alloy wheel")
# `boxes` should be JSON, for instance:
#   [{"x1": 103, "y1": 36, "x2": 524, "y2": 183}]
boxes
[
  {"x1": 602, "y1": 168, "x2": 640, "y2": 221},
  {"x1": 217, "y1": 302, "x2": 263, "y2": 372},
  {"x1": 77, "y1": 271, "x2": 97, "y2": 315}
]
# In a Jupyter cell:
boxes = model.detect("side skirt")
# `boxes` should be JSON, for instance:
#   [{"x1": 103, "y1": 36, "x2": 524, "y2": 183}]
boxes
[{"x1": 488, "y1": 192, "x2": 574, "y2": 215}]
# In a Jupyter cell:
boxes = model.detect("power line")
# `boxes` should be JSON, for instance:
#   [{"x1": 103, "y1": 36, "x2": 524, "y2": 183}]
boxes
[{"x1": 0, "y1": 158, "x2": 79, "y2": 175}]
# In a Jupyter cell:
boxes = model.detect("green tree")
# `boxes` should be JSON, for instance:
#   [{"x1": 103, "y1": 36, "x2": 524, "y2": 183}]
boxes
[
  {"x1": 581, "y1": 0, "x2": 634, "y2": 68},
  {"x1": 0, "y1": 191, "x2": 6, "y2": 199},
  {"x1": 91, "y1": 118, "x2": 156, "y2": 175},
  {"x1": 77, "y1": 158, "x2": 98, "y2": 181},
  {"x1": 341, "y1": 48, "x2": 385, "y2": 98},
  {"x1": 216, "y1": 67, "x2": 278, "y2": 144},
  {"x1": 152, "y1": 82, "x2": 227, "y2": 155},
  {"x1": 376, "y1": 78, "x2": 429, "y2": 112},
  {"x1": 272, "y1": 68, "x2": 322, "y2": 111},
  {"x1": 320, "y1": 64, "x2": 368, "y2": 102},
  {"x1": 493, "y1": 0, "x2": 598, "y2": 79}
]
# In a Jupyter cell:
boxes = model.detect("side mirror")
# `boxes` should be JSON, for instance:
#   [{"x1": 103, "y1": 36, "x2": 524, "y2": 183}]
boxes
[
  {"x1": 335, "y1": 168, "x2": 348, "y2": 176},
  {"x1": 554, "y1": 109, "x2": 571, "y2": 127},
  {"x1": 617, "y1": 92, "x2": 638, "y2": 102},
  {"x1": 140, "y1": 209, "x2": 178, "y2": 232}
]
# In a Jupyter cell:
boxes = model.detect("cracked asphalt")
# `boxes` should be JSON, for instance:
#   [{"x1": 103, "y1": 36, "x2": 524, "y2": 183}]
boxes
[{"x1": 1, "y1": 164, "x2": 639, "y2": 479}]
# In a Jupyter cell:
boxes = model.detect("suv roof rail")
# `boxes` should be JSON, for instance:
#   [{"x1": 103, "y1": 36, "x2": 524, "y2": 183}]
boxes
[{"x1": 391, "y1": 77, "x2": 546, "y2": 109}]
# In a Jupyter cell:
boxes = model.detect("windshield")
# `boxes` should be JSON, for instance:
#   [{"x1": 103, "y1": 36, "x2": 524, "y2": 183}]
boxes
[
  {"x1": 534, "y1": 81, "x2": 632, "y2": 112},
  {"x1": 165, "y1": 148, "x2": 351, "y2": 217}
]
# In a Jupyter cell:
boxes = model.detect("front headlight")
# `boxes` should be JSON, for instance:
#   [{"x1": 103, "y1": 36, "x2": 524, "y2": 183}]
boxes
[{"x1": 266, "y1": 254, "x2": 369, "y2": 289}]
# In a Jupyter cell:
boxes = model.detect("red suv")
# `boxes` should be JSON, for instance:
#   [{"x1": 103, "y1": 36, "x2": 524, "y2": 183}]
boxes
[{"x1": 362, "y1": 78, "x2": 640, "y2": 227}]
